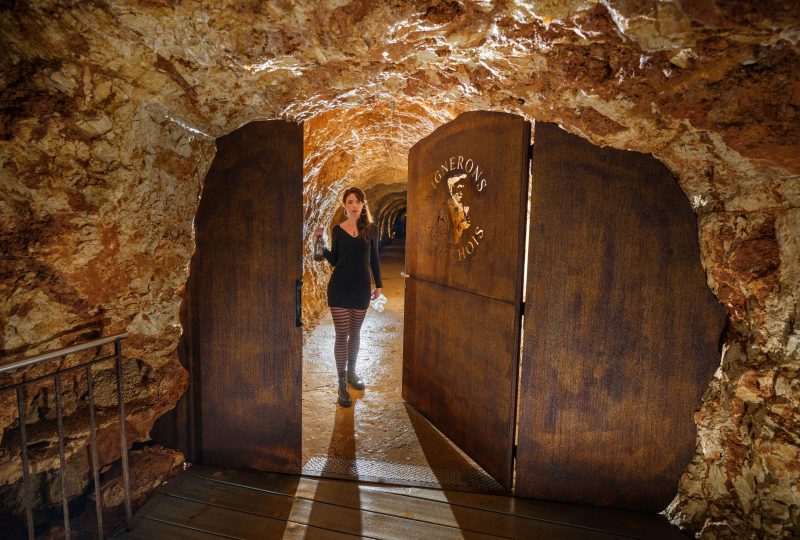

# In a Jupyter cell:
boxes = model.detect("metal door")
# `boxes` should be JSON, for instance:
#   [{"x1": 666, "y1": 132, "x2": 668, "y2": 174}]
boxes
[
  {"x1": 403, "y1": 111, "x2": 531, "y2": 490},
  {"x1": 155, "y1": 121, "x2": 303, "y2": 473},
  {"x1": 516, "y1": 122, "x2": 726, "y2": 509}
]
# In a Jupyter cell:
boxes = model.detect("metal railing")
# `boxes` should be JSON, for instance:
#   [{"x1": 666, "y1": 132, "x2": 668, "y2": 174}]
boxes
[{"x1": 0, "y1": 333, "x2": 132, "y2": 539}]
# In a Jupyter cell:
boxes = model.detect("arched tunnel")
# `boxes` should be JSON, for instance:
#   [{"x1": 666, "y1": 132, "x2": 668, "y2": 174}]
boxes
[
  {"x1": 294, "y1": 107, "x2": 730, "y2": 509},
  {"x1": 368, "y1": 186, "x2": 407, "y2": 246},
  {"x1": 2, "y1": 2, "x2": 798, "y2": 538}
]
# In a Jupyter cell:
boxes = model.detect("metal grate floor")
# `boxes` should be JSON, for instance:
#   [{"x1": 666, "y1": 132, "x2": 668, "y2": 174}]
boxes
[{"x1": 301, "y1": 455, "x2": 504, "y2": 492}]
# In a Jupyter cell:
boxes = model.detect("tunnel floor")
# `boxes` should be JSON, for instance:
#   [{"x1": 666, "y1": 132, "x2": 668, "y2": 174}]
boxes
[{"x1": 301, "y1": 240, "x2": 502, "y2": 492}]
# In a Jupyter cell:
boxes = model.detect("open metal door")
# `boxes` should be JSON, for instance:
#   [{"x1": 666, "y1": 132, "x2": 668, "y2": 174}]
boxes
[
  {"x1": 155, "y1": 120, "x2": 303, "y2": 473},
  {"x1": 403, "y1": 111, "x2": 530, "y2": 490},
  {"x1": 516, "y1": 122, "x2": 726, "y2": 509}
]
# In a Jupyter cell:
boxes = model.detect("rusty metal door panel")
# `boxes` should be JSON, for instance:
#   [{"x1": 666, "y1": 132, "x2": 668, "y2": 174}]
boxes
[
  {"x1": 403, "y1": 111, "x2": 531, "y2": 489},
  {"x1": 516, "y1": 122, "x2": 726, "y2": 510},
  {"x1": 185, "y1": 121, "x2": 302, "y2": 473}
]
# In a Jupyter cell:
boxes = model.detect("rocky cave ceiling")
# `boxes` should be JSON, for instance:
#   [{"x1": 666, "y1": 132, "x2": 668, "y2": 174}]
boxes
[{"x1": 1, "y1": 1, "x2": 799, "y2": 538}]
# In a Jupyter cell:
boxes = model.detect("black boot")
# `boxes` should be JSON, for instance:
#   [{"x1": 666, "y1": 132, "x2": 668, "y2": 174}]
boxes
[
  {"x1": 347, "y1": 370, "x2": 365, "y2": 391},
  {"x1": 337, "y1": 373, "x2": 352, "y2": 407}
]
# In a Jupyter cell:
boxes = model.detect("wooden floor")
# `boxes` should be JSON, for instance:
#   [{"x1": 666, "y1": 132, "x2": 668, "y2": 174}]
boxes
[{"x1": 112, "y1": 465, "x2": 688, "y2": 539}]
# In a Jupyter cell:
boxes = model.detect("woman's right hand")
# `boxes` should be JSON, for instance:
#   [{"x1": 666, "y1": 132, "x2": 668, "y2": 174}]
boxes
[{"x1": 314, "y1": 227, "x2": 324, "y2": 238}]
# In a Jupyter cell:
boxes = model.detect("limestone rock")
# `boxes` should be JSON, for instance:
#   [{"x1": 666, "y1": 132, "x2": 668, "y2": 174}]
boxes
[{"x1": 1, "y1": 1, "x2": 798, "y2": 537}]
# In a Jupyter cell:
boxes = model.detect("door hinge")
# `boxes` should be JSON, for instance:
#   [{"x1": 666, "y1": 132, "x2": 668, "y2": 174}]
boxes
[
  {"x1": 529, "y1": 144, "x2": 534, "y2": 161},
  {"x1": 512, "y1": 444, "x2": 518, "y2": 458},
  {"x1": 520, "y1": 300, "x2": 525, "y2": 314},
  {"x1": 295, "y1": 278, "x2": 303, "y2": 327}
]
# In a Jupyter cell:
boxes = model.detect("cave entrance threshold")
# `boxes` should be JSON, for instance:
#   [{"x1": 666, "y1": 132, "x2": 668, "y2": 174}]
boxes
[
  {"x1": 301, "y1": 239, "x2": 503, "y2": 492},
  {"x1": 156, "y1": 113, "x2": 725, "y2": 514}
]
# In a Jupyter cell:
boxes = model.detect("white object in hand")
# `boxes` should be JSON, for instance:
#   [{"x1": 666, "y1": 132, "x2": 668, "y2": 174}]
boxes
[{"x1": 370, "y1": 294, "x2": 388, "y2": 312}]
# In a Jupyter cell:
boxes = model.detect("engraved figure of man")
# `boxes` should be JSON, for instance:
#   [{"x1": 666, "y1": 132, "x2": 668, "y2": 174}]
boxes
[{"x1": 446, "y1": 173, "x2": 470, "y2": 244}]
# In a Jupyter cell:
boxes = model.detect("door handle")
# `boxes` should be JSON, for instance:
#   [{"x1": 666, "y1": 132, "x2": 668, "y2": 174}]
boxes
[
  {"x1": 401, "y1": 272, "x2": 410, "y2": 278},
  {"x1": 295, "y1": 278, "x2": 303, "y2": 327}
]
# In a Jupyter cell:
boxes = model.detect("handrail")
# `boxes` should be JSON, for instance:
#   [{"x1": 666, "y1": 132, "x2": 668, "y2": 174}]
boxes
[
  {"x1": 0, "y1": 332, "x2": 129, "y2": 374},
  {"x1": 1, "y1": 333, "x2": 133, "y2": 540}
]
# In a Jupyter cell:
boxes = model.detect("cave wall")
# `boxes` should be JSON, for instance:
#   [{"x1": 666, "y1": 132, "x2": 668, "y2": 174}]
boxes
[{"x1": 1, "y1": 1, "x2": 798, "y2": 537}]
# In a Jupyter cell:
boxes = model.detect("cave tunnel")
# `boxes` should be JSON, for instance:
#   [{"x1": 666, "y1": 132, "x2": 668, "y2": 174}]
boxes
[
  {"x1": 152, "y1": 109, "x2": 726, "y2": 526},
  {"x1": 2, "y1": 2, "x2": 799, "y2": 539}
]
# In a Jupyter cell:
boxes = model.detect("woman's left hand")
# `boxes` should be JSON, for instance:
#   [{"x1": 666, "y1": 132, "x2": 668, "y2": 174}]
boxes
[{"x1": 370, "y1": 288, "x2": 382, "y2": 300}]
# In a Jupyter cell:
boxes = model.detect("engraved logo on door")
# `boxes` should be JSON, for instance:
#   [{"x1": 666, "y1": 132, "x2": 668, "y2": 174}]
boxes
[{"x1": 429, "y1": 155, "x2": 487, "y2": 262}]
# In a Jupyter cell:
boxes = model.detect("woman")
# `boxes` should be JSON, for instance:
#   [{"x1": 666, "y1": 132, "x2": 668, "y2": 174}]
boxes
[{"x1": 314, "y1": 187, "x2": 382, "y2": 407}]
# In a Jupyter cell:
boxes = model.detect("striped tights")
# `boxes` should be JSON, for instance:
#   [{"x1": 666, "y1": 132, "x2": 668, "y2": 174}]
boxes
[{"x1": 330, "y1": 307, "x2": 368, "y2": 374}]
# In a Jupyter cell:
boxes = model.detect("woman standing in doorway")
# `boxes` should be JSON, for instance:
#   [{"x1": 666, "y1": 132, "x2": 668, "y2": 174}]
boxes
[{"x1": 314, "y1": 187, "x2": 383, "y2": 407}]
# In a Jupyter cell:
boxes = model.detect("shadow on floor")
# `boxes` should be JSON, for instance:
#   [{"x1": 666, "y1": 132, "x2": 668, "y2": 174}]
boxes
[
  {"x1": 305, "y1": 402, "x2": 363, "y2": 536},
  {"x1": 301, "y1": 240, "x2": 501, "y2": 493},
  {"x1": 406, "y1": 403, "x2": 504, "y2": 493}
]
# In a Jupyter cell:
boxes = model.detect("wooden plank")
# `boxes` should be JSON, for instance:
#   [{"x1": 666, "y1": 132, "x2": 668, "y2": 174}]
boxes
[
  {"x1": 184, "y1": 467, "x2": 639, "y2": 539},
  {"x1": 517, "y1": 122, "x2": 727, "y2": 510},
  {"x1": 287, "y1": 496, "x2": 507, "y2": 540},
  {"x1": 189, "y1": 466, "x2": 684, "y2": 538},
  {"x1": 116, "y1": 514, "x2": 360, "y2": 540},
  {"x1": 137, "y1": 493, "x2": 303, "y2": 539},
  {"x1": 162, "y1": 473, "x2": 298, "y2": 519},
  {"x1": 161, "y1": 474, "x2": 504, "y2": 539},
  {"x1": 186, "y1": 121, "x2": 303, "y2": 472},
  {"x1": 280, "y1": 521, "x2": 361, "y2": 540},
  {"x1": 356, "y1": 484, "x2": 686, "y2": 540},
  {"x1": 188, "y1": 464, "x2": 303, "y2": 495},
  {"x1": 112, "y1": 516, "x2": 229, "y2": 539},
  {"x1": 404, "y1": 111, "x2": 530, "y2": 490}
]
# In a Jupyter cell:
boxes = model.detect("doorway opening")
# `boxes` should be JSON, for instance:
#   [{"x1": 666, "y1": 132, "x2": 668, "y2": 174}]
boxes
[
  {"x1": 300, "y1": 187, "x2": 503, "y2": 492},
  {"x1": 152, "y1": 112, "x2": 725, "y2": 512},
  {"x1": 299, "y1": 110, "x2": 725, "y2": 507}
]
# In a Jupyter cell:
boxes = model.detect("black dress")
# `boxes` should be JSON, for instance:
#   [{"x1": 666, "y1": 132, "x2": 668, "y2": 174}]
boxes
[{"x1": 323, "y1": 223, "x2": 383, "y2": 309}]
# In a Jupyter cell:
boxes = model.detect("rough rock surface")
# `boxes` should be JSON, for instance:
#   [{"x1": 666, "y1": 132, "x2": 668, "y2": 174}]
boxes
[
  {"x1": 1, "y1": 444, "x2": 184, "y2": 539},
  {"x1": 1, "y1": 1, "x2": 798, "y2": 537}
]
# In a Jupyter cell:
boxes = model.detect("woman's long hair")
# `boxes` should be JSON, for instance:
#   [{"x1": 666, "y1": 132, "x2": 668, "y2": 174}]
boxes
[{"x1": 342, "y1": 186, "x2": 373, "y2": 242}]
